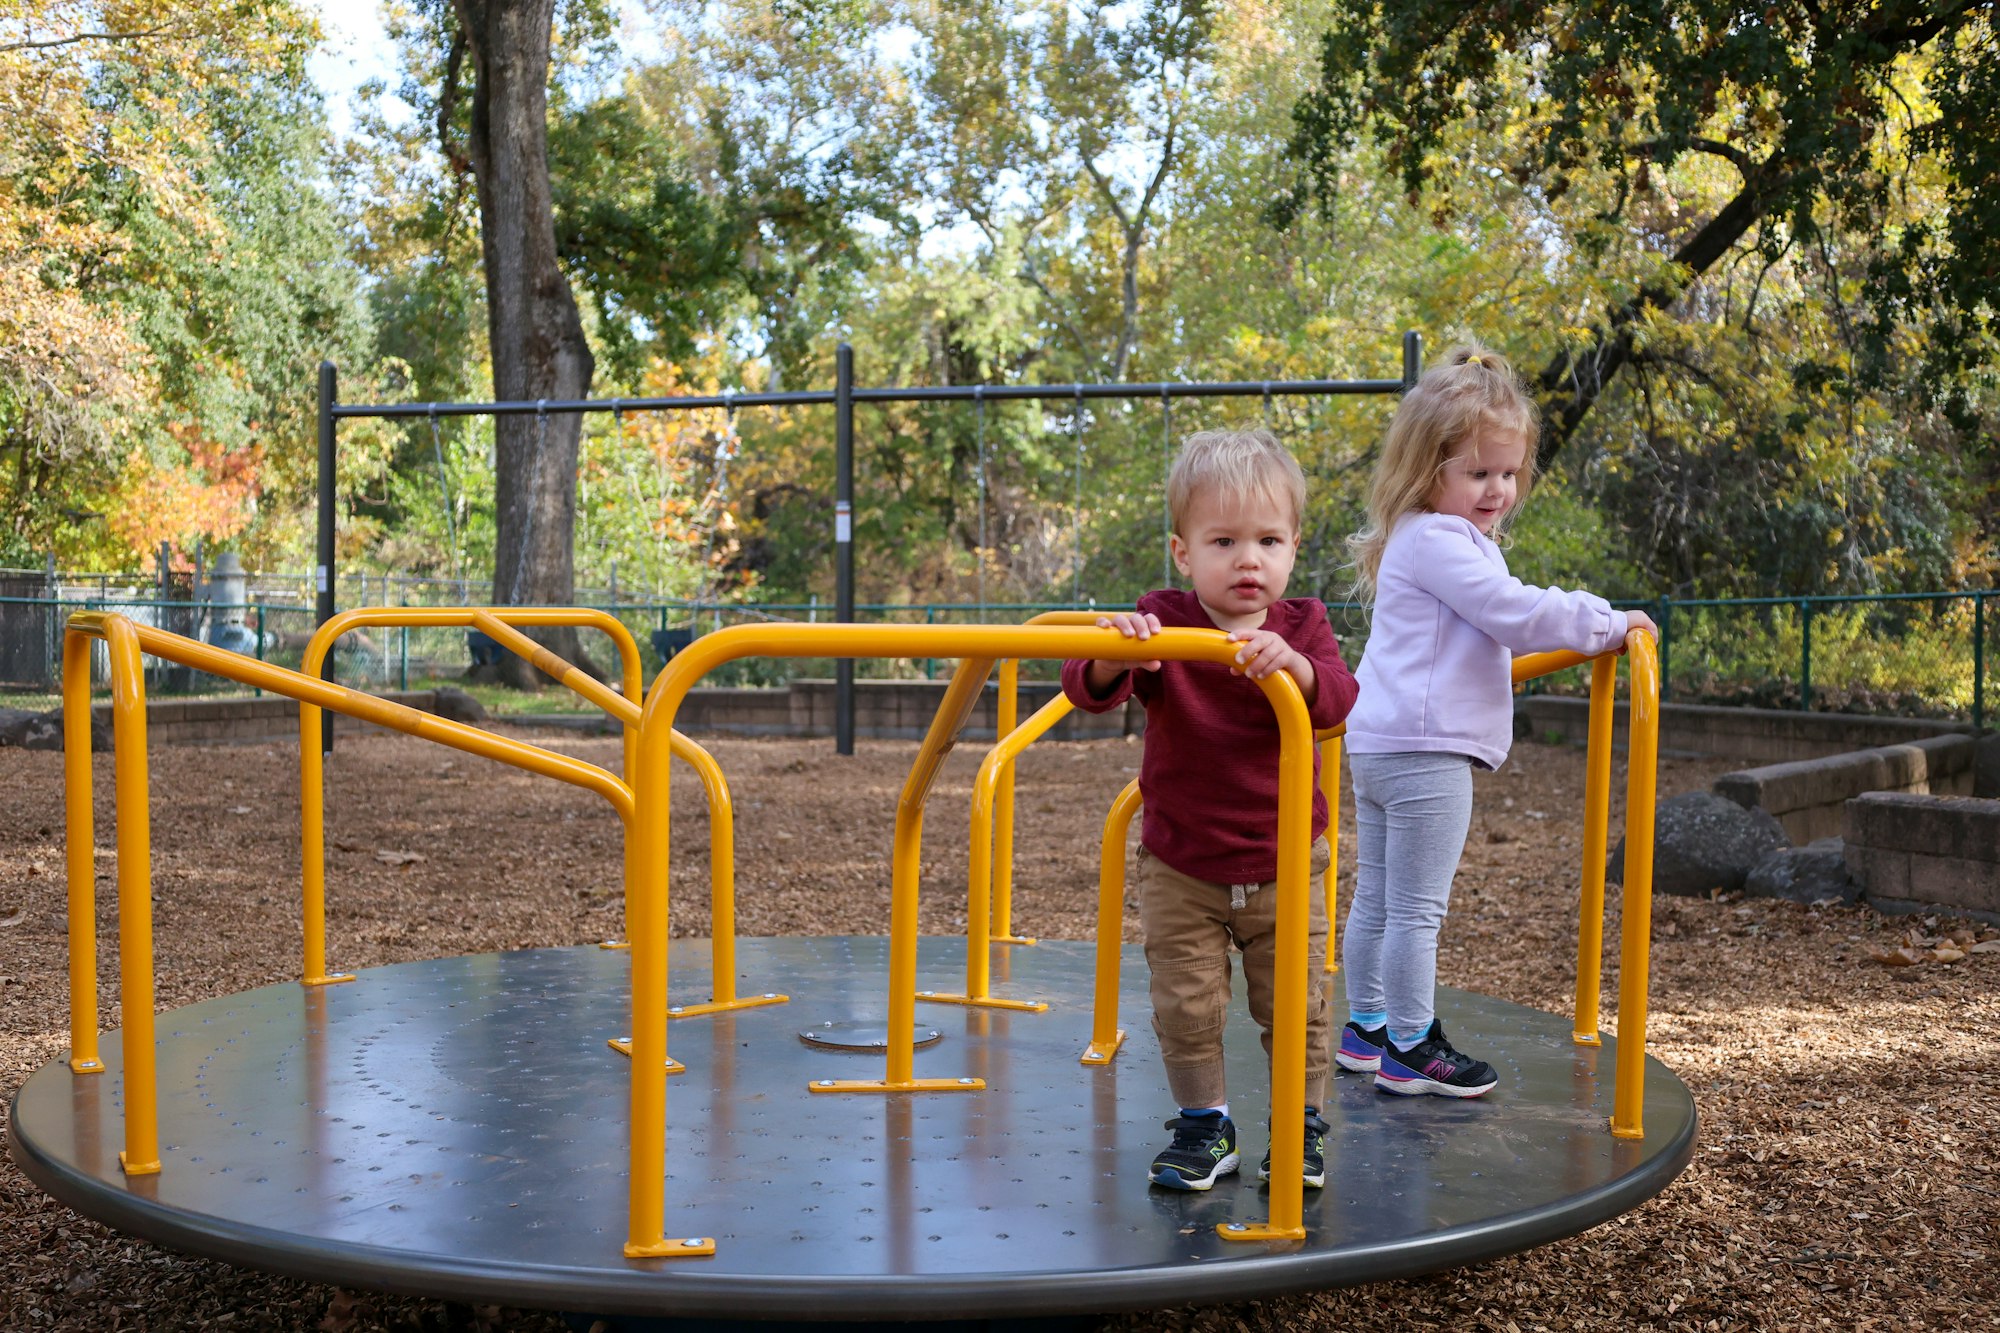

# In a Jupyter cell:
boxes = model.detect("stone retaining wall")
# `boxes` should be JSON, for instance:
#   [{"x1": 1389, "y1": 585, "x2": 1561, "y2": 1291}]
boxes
[
  {"x1": 1845, "y1": 793, "x2": 2000, "y2": 924},
  {"x1": 106, "y1": 680, "x2": 1142, "y2": 745},
  {"x1": 1518, "y1": 695, "x2": 1971, "y2": 763},
  {"x1": 1713, "y1": 734, "x2": 1977, "y2": 842},
  {"x1": 97, "y1": 691, "x2": 446, "y2": 745}
]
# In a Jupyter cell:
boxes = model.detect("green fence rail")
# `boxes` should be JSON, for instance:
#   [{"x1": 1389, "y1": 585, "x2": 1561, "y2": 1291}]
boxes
[{"x1": 2, "y1": 589, "x2": 1992, "y2": 731}]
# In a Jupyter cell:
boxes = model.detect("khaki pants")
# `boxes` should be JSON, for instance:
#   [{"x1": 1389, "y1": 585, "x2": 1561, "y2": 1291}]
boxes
[{"x1": 1136, "y1": 837, "x2": 1332, "y2": 1112}]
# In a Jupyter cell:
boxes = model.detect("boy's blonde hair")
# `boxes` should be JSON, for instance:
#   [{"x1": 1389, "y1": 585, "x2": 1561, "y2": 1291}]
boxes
[
  {"x1": 1347, "y1": 343, "x2": 1540, "y2": 599},
  {"x1": 1166, "y1": 428, "x2": 1308, "y2": 534}
]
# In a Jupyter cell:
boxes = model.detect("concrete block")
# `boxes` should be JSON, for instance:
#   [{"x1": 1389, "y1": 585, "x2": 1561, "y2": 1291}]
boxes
[
  {"x1": 1979, "y1": 734, "x2": 2000, "y2": 799},
  {"x1": 1845, "y1": 792, "x2": 2000, "y2": 860}
]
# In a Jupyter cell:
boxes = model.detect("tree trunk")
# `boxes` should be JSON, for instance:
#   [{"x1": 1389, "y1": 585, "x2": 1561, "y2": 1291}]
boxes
[
  {"x1": 1534, "y1": 170, "x2": 1778, "y2": 472},
  {"x1": 453, "y1": 0, "x2": 596, "y2": 686}
]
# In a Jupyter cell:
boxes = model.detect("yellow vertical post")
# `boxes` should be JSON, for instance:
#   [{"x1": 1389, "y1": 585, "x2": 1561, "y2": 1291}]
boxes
[
  {"x1": 1219, "y1": 671, "x2": 1312, "y2": 1244},
  {"x1": 1320, "y1": 730, "x2": 1342, "y2": 974},
  {"x1": 992, "y1": 658, "x2": 1027, "y2": 944},
  {"x1": 624, "y1": 669, "x2": 712, "y2": 1257},
  {"x1": 1080, "y1": 780, "x2": 1141, "y2": 1065},
  {"x1": 1611, "y1": 633, "x2": 1660, "y2": 1139},
  {"x1": 1573, "y1": 653, "x2": 1616, "y2": 1045},
  {"x1": 816, "y1": 657, "x2": 992, "y2": 1092},
  {"x1": 296, "y1": 694, "x2": 349, "y2": 986},
  {"x1": 63, "y1": 630, "x2": 103, "y2": 1074},
  {"x1": 104, "y1": 617, "x2": 160, "y2": 1175}
]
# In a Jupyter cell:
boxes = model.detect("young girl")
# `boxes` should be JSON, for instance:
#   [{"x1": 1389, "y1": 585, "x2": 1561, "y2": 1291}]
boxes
[{"x1": 1339, "y1": 344, "x2": 1655, "y2": 1097}]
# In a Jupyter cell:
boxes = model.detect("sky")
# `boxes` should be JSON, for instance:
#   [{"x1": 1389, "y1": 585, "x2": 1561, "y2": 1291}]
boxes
[{"x1": 304, "y1": 1, "x2": 405, "y2": 139}]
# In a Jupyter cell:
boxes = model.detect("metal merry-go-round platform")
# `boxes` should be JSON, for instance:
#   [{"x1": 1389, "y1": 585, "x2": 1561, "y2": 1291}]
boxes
[{"x1": 10, "y1": 935, "x2": 1697, "y2": 1324}]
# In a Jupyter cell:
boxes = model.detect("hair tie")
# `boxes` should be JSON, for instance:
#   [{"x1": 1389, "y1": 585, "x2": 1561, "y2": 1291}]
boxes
[{"x1": 1465, "y1": 353, "x2": 1486, "y2": 367}]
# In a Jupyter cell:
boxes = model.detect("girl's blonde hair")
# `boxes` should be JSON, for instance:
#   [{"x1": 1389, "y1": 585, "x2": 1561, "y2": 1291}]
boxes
[
  {"x1": 1166, "y1": 428, "x2": 1308, "y2": 533},
  {"x1": 1347, "y1": 343, "x2": 1540, "y2": 599}
]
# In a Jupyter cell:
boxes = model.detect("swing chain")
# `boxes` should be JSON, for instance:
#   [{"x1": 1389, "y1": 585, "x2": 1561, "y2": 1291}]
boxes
[
  {"x1": 1072, "y1": 385, "x2": 1085, "y2": 605},
  {"x1": 974, "y1": 384, "x2": 987, "y2": 615},
  {"x1": 428, "y1": 404, "x2": 459, "y2": 583}
]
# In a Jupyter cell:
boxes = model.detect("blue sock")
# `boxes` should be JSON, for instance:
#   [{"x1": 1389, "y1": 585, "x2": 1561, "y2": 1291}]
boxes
[
  {"x1": 1348, "y1": 1010, "x2": 1386, "y2": 1031},
  {"x1": 1179, "y1": 1104, "x2": 1229, "y2": 1120},
  {"x1": 1390, "y1": 1028, "x2": 1428, "y2": 1050}
]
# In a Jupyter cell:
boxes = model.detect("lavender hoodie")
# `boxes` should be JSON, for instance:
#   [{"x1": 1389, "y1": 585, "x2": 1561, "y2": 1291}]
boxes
[{"x1": 1346, "y1": 512, "x2": 1629, "y2": 770}]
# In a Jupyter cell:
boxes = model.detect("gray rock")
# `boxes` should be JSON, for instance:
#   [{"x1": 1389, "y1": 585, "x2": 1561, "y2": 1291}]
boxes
[
  {"x1": 0, "y1": 707, "x2": 109, "y2": 751},
  {"x1": 1744, "y1": 837, "x2": 1861, "y2": 906},
  {"x1": 431, "y1": 687, "x2": 489, "y2": 725},
  {"x1": 1609, "y1": 790, "x2": 1789, "y2": 897}
]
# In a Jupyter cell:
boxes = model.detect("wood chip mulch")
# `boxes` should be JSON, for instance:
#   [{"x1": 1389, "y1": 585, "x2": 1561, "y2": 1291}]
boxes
[{"x1": 1, "y1": 729, "x2": 1995, "y2": 1332}]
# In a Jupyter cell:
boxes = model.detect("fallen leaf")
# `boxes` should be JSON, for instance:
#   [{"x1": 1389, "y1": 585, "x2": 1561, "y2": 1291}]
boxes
[
  {"x1": 0, "y1": 909, "x2": 24, "y2": 928},
  {"x1": 1871, "y1": 947, "x2": 1925, "y2": 967},
  {"x1": 1968, "y1": 940, "x2": 2000, "y2": 954},
  {"x1": 374, "y1": 849, "x2": 426, "y2": 866},
  {"x1": 228, "y1": 805, "x2": 252, "y2": 815},
  {"x1": 1933, "y1": 947, "x2": 1966, "y2": 963}
]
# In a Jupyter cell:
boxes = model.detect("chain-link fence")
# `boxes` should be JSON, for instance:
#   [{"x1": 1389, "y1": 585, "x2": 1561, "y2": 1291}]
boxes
[{"x1": 1, "y1": 574, "x2": 1991, "y2": 729}]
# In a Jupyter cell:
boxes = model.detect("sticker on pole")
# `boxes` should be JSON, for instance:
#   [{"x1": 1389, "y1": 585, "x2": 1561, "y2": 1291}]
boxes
[{"x1": 834, "y1": 501, "x2": 851, "y2": 544}]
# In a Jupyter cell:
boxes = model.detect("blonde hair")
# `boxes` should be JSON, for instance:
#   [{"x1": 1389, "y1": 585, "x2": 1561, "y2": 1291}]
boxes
[
  {"x1": 1166, "y1": 428, "x2": 1308, "y2": 534},
  {"x1": 1347, "y1": 342, "x2": 1540, "y2": 599}
]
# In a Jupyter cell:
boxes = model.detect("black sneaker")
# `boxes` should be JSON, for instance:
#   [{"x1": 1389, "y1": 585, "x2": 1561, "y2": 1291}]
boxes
[
  {"x1": 1257, "y1": 1108, "x2": 1329, "y2": 1189},
  {"x1": 1375, "y1": 1020, "x2": 1498, "y2": 1098},
  {"x1": 1148, "y1": 1113, "x2": 1239, "y2": 1191}
]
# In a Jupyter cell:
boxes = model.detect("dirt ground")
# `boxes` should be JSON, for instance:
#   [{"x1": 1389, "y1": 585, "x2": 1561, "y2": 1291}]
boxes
[{"x1": 1, "y1": 726, "x2": 1996, "y2": 1332}]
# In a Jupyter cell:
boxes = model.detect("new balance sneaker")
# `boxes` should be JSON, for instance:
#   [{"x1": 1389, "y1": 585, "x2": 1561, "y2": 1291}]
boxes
[
  {"x1": 1375, "y1": 1020, "x2": 1498, "y2": 1098},
  {"x1": 1148, "y1": 1113, "x2": 1239, "y2": 1191},
  {"x1": 1257, "y1": 1108, "x2": 1330, "y2": 1189},
  {"x1": 1335, "y1": 1021, "x2": 1388, "y2": 1073}
]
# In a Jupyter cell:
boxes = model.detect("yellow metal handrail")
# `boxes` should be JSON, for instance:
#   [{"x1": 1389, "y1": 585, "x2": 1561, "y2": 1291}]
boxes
[
  {"x1": 629, "y1": 622, "x2": 1322, "y2": 1255},
  {"x1": 294, "y1": 609, "x2": 777, "y2": 1018},
  {"x1": 979, "y1": 610, "x2": 1348, "y2": 971},
  {"x1": 60, "y1": 610, "x2": 636, "y2": 1181},
  {"x1": 1512, "y1": 634, "x2": 1662, "y2": 1138}
]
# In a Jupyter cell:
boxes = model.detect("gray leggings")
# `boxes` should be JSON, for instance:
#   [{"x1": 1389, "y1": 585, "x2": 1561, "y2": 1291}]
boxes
[{"x1": 1342, "y1": 750, "x2": 1474, "y2": 1038}]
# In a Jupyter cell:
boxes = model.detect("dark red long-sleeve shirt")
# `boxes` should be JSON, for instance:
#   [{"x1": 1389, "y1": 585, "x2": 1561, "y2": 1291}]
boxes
[{"x1": 1060, "y1": 589, "x2": 1358, "y2": 883}]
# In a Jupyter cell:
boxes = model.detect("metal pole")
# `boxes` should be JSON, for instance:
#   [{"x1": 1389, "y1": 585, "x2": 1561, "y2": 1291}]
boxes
[
  {"x1": 1656, "y1": 596, "x2": 1671, "y2": 703},
  {"x1": 1799, "y1": 598, "x2": 1813, "y2": 711},
  {"x1": 835, "y1": 343, "x2": 855, "y2": 755},
  {"x1": 1402, "y1": 330, "x2": 1423, "y2": 388},
  {"x1": 316, "y1": 360, "x2": 337, "y2": 752},
  {"x1": 1974, "y1": 592, "x2": 1985, "y2": 734}
]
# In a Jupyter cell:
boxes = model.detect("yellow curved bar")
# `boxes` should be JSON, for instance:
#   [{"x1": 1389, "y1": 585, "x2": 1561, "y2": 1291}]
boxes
[
  {"x1": 928, "y1": 688, "x2": 1074, "y2": 1011},
  {"x1": 1612, "y1": 631, "x2": 1661, "y2": 1139},
  {"x1": 991, "y1": 612, "x2": 1105, "y2": 947},
  {"x1": 991, "y1": 659, "x2": 1030, "y2": 945},
  {"x1": 1513, "y1": 646, "x2": 1597, "y2": 683},
  {"x1": 1082, "y1": 778, "x2": 1143, "y2": 1065},
  {"x1": 298, "y1": 607, "x2": 643, "y2": 984},
  {"x1": 63, "y1": 610, "x2": 639, "y2": 1193},
  {"x1": 629, "y1": 623, "x2": 1321, "y2": 1253},
  {"x1": 292, "y1": 608, "x2": 762, "y2": 1011},
  {"x1": 858, "y1": 656, "x2": 999, "y2": 1076},
  {"x1": 62, "y1": 629, "x2": 102, "y2": 1075},
  {"x1": 1320, "y1": 726, "x2": 1343, "y2": 974},
  {"x1": 1573, "y1": 654, "x2": 1617, "y2": 1044},
  {"x1": 103, "y1": 616, "x2": 161, "y2": 1175}
]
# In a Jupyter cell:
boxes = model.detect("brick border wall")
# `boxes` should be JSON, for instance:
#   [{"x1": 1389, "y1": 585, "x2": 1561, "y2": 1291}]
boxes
[
  {"x1": 1845, "y1": 793, "x2": 2000, "y2": 923},
  {"x1": 1519, "y1": 695, "x2": 1970, "y2": 763},
  {"x1": 109, "y1": 680, "x2": 1143, "y2": 745},
  {"x1": 1713, "y1": 735, "x2": 1977, "y2": 843}
]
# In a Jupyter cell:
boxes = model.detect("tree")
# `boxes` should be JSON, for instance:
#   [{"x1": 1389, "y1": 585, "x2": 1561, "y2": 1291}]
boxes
[
  {"x1": 1283, "y1": 1, "x2": 2000, "y2": 471},
  {"x1": 443, "y1": 0, "x2": 596, "y2": 682}
]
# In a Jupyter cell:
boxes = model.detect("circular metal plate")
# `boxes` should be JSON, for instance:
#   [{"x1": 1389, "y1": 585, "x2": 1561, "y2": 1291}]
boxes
[
  {"x1": 798, "y1": 1020, "x2": 944, "y2": 1052},
  {"x1": 10, "y1": 937, "x2": 1696, "y2": 1321}
]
